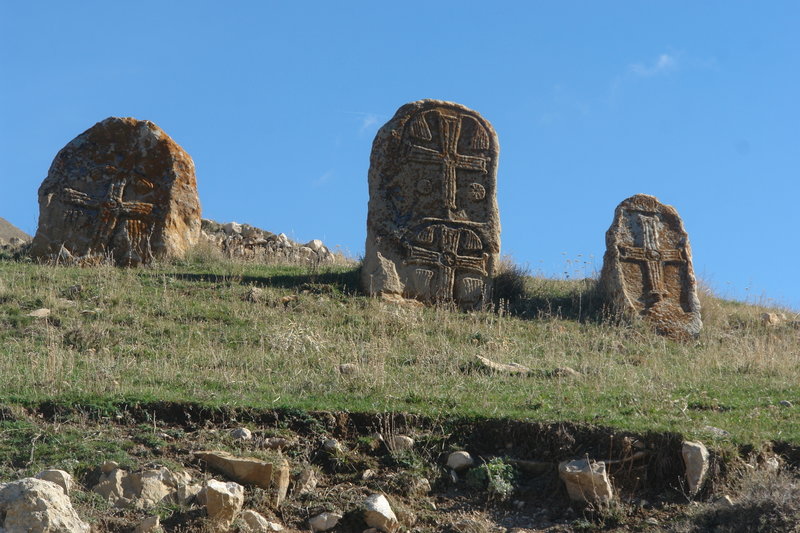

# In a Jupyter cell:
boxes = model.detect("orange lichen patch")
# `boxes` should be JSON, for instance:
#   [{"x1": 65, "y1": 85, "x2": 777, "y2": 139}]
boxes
[{"x1": 30, "y1": 117, "x2": 201, "y2": 266}]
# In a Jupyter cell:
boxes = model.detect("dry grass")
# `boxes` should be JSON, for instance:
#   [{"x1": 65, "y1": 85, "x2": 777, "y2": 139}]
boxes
[{"x1": 0, "y1": 254, "x2": 797, "y2": 446}]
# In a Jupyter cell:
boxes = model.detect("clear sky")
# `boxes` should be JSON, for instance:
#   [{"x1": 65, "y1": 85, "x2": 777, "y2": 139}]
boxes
[{"x1": 2, "y1": 2, "x2": 798, "y2": 309}]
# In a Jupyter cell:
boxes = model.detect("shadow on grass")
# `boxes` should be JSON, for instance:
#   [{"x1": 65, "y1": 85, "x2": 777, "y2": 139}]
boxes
[
  {"x1": 493, "y1": 268, "x2": 611, "y2": 323},
  {"x1": 157, "y1": 267, "x2": 363, "y2": 295}
]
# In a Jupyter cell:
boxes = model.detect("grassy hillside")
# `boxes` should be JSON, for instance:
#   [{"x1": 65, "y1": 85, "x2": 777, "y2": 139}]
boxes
[{"x1": 0, "y1": 253, "x2": 797, "y2": 447}]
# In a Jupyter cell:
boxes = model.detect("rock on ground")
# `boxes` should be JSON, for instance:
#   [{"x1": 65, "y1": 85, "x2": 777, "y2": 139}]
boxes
[
  {"x1": 202, "y1": 479, "x2": 244, "y2": 527},
  {"x1": 682, "y1": 440, "x2": 710, "y2": 495},
  {"x1": 34, "y1": 469, "x2": 73, "y2": 495},
  {"x1": 447, "y1": 451, "x2": 475, "y2": 471},
  {"x1": 0, "y1": 477, "x2": 90, "y2": 532},
  {"x1": 308, "y1": 512, "x2": 341, "y2": 532},
  {"x1": 195, "y1": 450, "x2": 289, "y2": 505},
  {"x1": 558, "y1": 458, "x2": 614, "y2": 504},
  {"x1": 363, "y1": 493, "x2": 399, "y2": 532}
]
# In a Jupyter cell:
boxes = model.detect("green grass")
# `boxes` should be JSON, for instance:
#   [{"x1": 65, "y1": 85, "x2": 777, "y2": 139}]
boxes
[{"x1": 0, "y1": 255, "x2": 797, "y2": 447}]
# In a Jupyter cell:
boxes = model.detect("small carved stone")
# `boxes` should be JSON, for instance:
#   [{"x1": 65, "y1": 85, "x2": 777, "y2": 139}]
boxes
[
  {"x1": 362, "y1": 100, "x2": 500, "y2": 308},
  {"x1": 30, "y1": 117, "x2": 201, "y2": 266},
  {"x1": 599, "y1": 194, "x2": 702, "y2": 339}
]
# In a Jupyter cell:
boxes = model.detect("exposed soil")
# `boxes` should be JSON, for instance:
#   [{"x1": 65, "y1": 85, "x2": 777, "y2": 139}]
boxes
[{"x1": 2, "y1": 401, "x2": 798, "y2": 532}]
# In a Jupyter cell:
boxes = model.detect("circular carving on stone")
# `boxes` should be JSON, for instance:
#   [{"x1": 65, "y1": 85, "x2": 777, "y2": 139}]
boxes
[
  {"x1": 646, "y1": 249, "x2": 661, "y2": 260},
  {"x1": 469, "y1": 183, "x2": 486, "y2": 200},
  {"x1": 417, "y1": 179, "x2": 432, "y2": 195},
  {"x1": 440, "y1": 251, "x2": 457, "y2": 267}
]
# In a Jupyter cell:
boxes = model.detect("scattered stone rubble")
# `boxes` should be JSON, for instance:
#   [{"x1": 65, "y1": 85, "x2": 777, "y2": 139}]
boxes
[{"x1": 200, "y1": 218, "x2": 341, "y2": 265}]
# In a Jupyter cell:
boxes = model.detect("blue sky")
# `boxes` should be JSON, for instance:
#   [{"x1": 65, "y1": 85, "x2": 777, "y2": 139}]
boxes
[{"x1": 2, "y1": 2, "x2": 798, "y2": 309}]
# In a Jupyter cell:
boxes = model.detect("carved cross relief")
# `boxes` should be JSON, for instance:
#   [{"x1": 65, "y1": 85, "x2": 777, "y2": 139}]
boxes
[
  {"x1": 62, "y1": 165, "x2": 156, "y2": 253},
  {"x1": 406, "y1": 223, "x2": 487, "y2": 302},
  {"x1": 407, "y1": 110, "x2": 490, "y2": 215},
  {"x1": 619, "y1": 214, "x2": 686, "y2": 302}
]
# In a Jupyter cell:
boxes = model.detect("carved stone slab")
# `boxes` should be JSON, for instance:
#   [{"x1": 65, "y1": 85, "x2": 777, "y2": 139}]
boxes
[
  {"x1": 599, "y1": 194, "x2": 702, "y2": 338},
  {"x1": 362, "y1": 100, "x2": 500, "y2": 308},
  {"x1": 30, "y1": 117, "x2": 201, "y2": 266}
]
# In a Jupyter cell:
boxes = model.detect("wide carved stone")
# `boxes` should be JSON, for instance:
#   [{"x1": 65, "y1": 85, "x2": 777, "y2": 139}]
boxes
[
  {"x1": 362, "y1": 100, "x2": 500, "y2": 308},
  {"x1": 599, "y1": 194, "x2": 702, "y2": 338},
  {"x1": 30, "y1": 117, "x2": 201, "y2": 266}
]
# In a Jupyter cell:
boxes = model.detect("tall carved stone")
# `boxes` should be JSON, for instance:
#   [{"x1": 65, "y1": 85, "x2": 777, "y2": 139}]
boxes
[
  {"x1": 599, "y1": 194, "x2": 702, "y2": 338},
  {"x1": 30, "y1": 117, "x2": 201, "y2": 266},
  {"x1": 362, "y1": 100, "x2": 500, "y2": 308}
]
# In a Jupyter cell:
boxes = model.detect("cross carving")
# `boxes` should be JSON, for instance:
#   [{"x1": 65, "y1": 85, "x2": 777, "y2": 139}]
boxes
[
  {"x1": 407, "y1": 224, "x2": 487, "y2": 301},
  {"x1": 62, "y1": 167, "x2": 155, "y2": 251},
  {"x1": 409, "y1": 112, "x2": 488, "y2": 213},
  {"x1": 619, "y1": 214, "x2": 685, "y2": 301}
]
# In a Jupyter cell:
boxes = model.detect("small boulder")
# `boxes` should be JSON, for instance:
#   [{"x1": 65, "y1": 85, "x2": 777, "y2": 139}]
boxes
[
  {"x1": 231, "y1": 427, "x2": 254, "y2": 441},
  {"x1": 558, "y1": 458, "x2": 614, "y2": 504},
  {"x1": 309, "y1": 512, "x2": 341, "y2": 532},
  {"x1": 241, "y1": 509, "x2": 283, "y2": 531},
  {"x1": 223, "y1": 222, "x2": 243, "y2": 235},
  {"x1": 203, "y1": 479, "x2": 244, "y2": 527},
  {"x1": 447, "y1": 451, "x2": 475, "y2": 472},
  {"x1": 294, "y1": 468, "x2": 318, "y2": 496},
  {"x1": 195, "y1": 451, "x2": 289, "y2": 506},
  {"x1": 35, "y1": 469, "x2": 73, "y2": 495},
  {"x1": 363, "y1": 493, "x2": 399, "y2": 532},
  {"x1": 304, "y1": 239, "x2": 325, "y2": 253},
  {"x1": 0, "y1": 477, "x2": 90, "y2": 532},
  {"x1": 761, "y1": 312, "x2": 783, "y2": 326},
  {"x1": 386, "y1": 435, "x2": 415, "y2": 452},
  {"x1": 682, "y1": 441, "x2": 709, "y2": 495}
]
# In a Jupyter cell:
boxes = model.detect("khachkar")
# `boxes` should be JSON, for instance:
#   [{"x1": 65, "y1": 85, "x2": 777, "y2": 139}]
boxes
[
  {"x1": 599, "y1": 194, "x2": 702, "y2": 339},
  {"x1": 30, "y1": 117, "x2": 202, "y2": 266},
  {"x1": 362, "y1": 100, "x2": 500, "y2": 308}
]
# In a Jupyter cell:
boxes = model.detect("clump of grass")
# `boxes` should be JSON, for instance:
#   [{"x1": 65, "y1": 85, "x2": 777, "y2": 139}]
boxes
[{"x1": 674, "y1": 468, "x2": 800, "y2": 532}]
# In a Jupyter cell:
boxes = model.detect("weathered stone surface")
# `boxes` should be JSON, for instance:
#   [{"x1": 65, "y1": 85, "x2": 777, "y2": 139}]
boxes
[
  {"x1": 92, "y1": 465, "x2": 193, "y2": 509},
  {"x1": 599, "y1": 194, "x2": 701, "y2": 338},
  {"x1": 241, "y1": 509, "x2": 284, "y2": 531},
  {"x1": 363, "y1": 493, "x2": 399, "y2": 532},
  {"x1": 308, "y1": 512, "x2": 341, "y2": 532},
  {"x1": 202, "y1": 479, "x2": 244, "y2": 528},
  {"x1": 30, "y1": 117, "x2": 201, "y2": 266},
  {"x1": 195, "y1": 450, "x2": 289, "y2": 505},
  {"x1": 682, "y1": 440, "x2": 709, "y2": 495},
  {"x1": 558, "y1": 458, "x2": 614, "y2": 504},
  {"x1": 362, "y1": 100, "x2": 500, "y2": 309},
  {"x1": 447, "y1": 451, "x2": 474, "y2": 472},
  {"x1": 0, "y1": 477, "x2": 90, "y2": 532},
  {"x1": 35, "y1": 469, "x2": 73, "y2": 495}
]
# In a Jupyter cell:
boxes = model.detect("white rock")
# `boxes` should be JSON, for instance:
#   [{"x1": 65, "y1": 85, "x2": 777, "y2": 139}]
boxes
[
  {"x1": 294, "y1": 468, "x2": 318, "y2": 495},
  {"x1": 682, "y1": 441, "x2": 709, "y2": 495},
  {"x1": 176, "y1": 483, "x2": 203, "y2": 504},
  {"x1": 0, "y1": 477, "x2": 90, "y2": 532},
  {"x1": 27, "y1": 308, "x2": 51, "y2": 318},
  {"x1": 363, "y1": 493, "x2": 399, "y2": 532},
  {"x1": 134, "y1": 515, "x2": 161, "y2": 533},
  {"x1": 223, "y1": 222, "x2": 243, "y2": 235},
  {"x1": 763, "y1": 455, "x2": 781, "y2": 472},
  {"x1": 231, "y1": 427, "x2": 253, "y2": 440},
  {"x1": 447, "y1": 451, "x2": 474, "y2": 471},
  {"x1": 323, "y1": 438, "x2": 343, "y2": 453},
  {"x1": 558, "y1": 458, "x2": 614, "y2": 504},
  {"x1": 309, "y1": 512, "x2": 342, "y2": 532},
  {"x1": 35, "y1": 469, "x2": 73, "y2": 495},
  {"x1": 241, "y1": 509, "x2": 283, "y2": 531},
  {"x1": 304, "y1": 239, "x2": 325, "y2": 253},
  {"x1": 276, "y1": 233, "x2": 290, "y2": 246},
  {"x1": 386, "y1": 435, "x2": 415, "y2": 452},
  {"x1": 761, "y1": 312, "x2": 783, "y2": 326},
  {"x1": 131, "y1": 467, "x2": 176, "y2": 508},
  {"x1": 203, "y1": 479, "x2": 244, "y2": 527}
]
